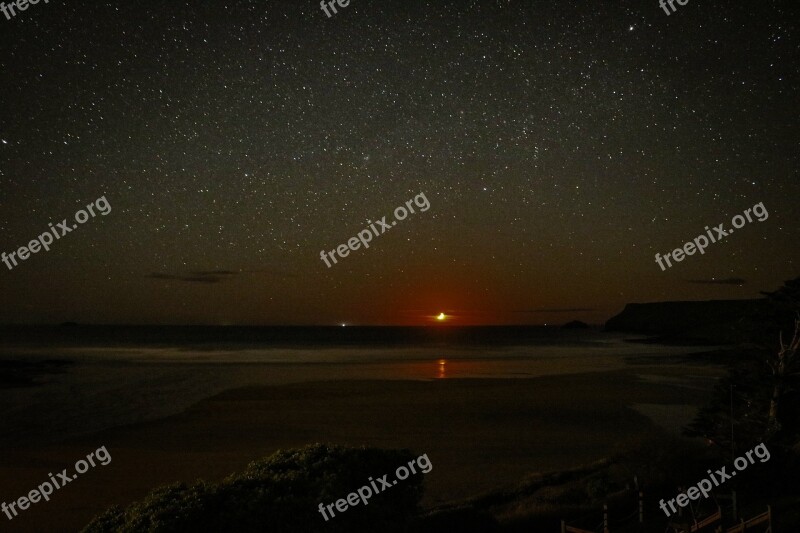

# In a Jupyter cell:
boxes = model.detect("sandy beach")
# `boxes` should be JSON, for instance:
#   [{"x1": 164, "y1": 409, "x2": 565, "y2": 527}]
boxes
[{"x1": 0, "y1": 363, "x2": 722, "y2": 532}]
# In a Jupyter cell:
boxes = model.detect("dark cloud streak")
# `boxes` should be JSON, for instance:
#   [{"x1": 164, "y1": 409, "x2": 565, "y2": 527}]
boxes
[
  {"x1": 686, "y1": 278, "x2": 747, "y2": 286},
  {"x1": 514, "y1": 308, "x2": 595, "y2": 313},
  {"x1": 146, "y1": 273, "x2": 229, "y2": 284}
]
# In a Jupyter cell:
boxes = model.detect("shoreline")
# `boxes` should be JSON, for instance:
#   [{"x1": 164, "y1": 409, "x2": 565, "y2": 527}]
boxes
[
  {"x1": 0, "y1": 366, "x2": 722, "y2": 532},
  {"x1": 0, "y1": 338, "x2": 718, "y2": 449}
]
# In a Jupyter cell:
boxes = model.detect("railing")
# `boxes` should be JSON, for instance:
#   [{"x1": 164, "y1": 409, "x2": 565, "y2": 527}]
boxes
[
  {"x1": 562, "y1": 526, "x2": 596, "y2": 533},
  {"x1": 558, "y1": 493, "x2": 772, "y2": 533},
  {"x1": 726, "y1": 506, "x2": 772, "y2": 533},
  {"x1": 691, "y1": 508, "x2": 722, "y2": 531}
]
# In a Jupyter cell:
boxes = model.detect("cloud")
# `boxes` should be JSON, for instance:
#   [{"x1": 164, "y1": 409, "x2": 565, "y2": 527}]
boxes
[
  {"x1": 179, "y1": 276, "x2": 226, "y2": 284},
  {"x1": 146, "y1": 268, "x2": 296, "y2": 284},
  {"x1": 146, "y1": 272, "x2": 233, "y2": 284},
  {"x1": 514, "y1": 308, "x2": 594, "y2": 313},
  {"x1": 686, "y1": 278, "x2": 747, "y2": 286}
]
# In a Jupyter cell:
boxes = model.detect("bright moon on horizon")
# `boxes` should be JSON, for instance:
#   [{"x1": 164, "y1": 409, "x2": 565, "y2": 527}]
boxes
[{"x1": 437, "y1": 313, "x2": 446, "y2": 321}]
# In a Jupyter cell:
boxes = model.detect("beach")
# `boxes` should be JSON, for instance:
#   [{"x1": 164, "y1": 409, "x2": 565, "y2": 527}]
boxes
[{"x1": 0, "y1": 338, "x2": 724, "y2": 532}]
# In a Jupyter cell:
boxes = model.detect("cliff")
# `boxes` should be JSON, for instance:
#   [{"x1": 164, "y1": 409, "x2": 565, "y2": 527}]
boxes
[{"x1": 605, "y1": 299, "x2": 772, "y2": 343}]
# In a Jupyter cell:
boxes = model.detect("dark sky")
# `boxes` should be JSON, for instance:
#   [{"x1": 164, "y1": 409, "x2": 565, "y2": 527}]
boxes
[{"x1": 0, "y1": 0, "x2": 797, "y2": 325}]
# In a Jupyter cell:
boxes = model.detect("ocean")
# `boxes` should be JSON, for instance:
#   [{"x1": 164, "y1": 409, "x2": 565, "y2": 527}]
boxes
[{"x1": 0, "y1": 326, "x2": 716, "y2": 447}]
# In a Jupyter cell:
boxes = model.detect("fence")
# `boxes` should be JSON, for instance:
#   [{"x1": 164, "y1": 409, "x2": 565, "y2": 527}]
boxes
[
  {"x1": 560, "y1": 497, "x2": 634, "y2": 533},
  {"x1": 561, "y1": 526, "x2": 597, "y2": 533},
  {"x1": 559, "y1": 491, "x2": 772, "y2": 533},
  {"x1": 690, "y1": 507, "x2": 721, "y2": 532},
  {"x1": 726, "y1": 506, "x2": 772, "y2": 533}
]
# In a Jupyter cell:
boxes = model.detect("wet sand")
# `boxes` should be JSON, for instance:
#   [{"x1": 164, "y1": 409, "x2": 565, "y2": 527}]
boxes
[{"x1": 0, "y1": 365, "x2": 721, "y2": 532}]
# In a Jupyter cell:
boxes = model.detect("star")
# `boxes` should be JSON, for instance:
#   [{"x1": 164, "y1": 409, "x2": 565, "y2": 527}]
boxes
[{"x1": 0, "y1": 0, "x2": 793, "y2": 327}]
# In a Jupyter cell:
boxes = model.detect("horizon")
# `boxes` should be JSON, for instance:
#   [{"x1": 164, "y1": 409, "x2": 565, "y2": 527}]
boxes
[{"x1": 0, "y1": 293, "x2": 777, "y2": 328}]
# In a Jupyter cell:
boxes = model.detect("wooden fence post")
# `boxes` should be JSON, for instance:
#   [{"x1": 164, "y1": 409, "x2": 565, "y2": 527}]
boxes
[{"x1": 639, "y1": 491, "x2": 644, "y2": 524}]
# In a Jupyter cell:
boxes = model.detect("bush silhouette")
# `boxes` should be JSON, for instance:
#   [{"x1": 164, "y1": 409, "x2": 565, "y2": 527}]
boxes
[{"x1": 82, "y1": 443, "x2": 426, "y2": 533}]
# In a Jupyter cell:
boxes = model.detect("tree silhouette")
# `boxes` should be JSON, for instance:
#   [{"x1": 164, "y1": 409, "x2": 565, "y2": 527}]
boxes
[{"x1": 686, "y1": 277, "x2": 800, "y2": 453}]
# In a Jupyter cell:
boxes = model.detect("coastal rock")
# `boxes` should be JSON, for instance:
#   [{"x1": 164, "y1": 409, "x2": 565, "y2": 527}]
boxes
[
  {"x1": 605, "y1": 299, "x2": 771, "y2": 343},
  {"x1": 562, "y1": 320, "x2": 590, "y2": 329}
]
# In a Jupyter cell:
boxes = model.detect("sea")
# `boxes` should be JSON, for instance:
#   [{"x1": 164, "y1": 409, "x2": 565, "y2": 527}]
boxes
[{"x1": 0, "y1": 325, "x2": 718, "y2": 447}]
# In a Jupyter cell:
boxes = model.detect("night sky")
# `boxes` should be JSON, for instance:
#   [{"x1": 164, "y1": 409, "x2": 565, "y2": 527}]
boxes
[{"x1": 0, "y1": 0, "x2": 797, "y2": 326}]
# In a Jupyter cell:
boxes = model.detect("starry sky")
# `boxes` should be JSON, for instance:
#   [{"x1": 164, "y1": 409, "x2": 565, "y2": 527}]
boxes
[{"x1": 0, "y1": 0, "x2": 797, "y2": 326}]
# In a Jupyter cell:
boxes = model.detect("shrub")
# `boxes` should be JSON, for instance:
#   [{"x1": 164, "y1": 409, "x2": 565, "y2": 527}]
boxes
[{"x1": 82, "y1": 443, "x2": 425, "y2": 533}]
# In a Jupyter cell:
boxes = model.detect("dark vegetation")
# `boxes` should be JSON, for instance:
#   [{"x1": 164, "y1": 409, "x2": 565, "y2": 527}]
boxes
[
  {"x1": 82, "y1": 444, "x2": 425, "y2": 533},
  {"x1": 424, "y1": 433, "x2": 800, "y2": 532},
  {"x1": 686, "y1": 277, "x2": 800, "y2": 453}
]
